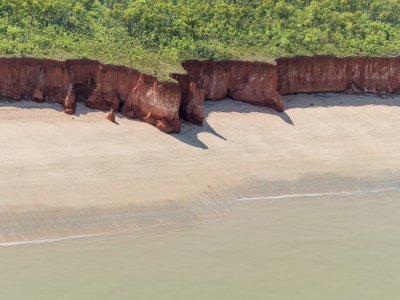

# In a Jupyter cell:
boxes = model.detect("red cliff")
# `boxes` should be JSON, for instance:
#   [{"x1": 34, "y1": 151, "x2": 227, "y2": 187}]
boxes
[
  {"x1": 68, "y1": 61, "x2": 181, "y2": 133},
  {"x1": 2, "y1": 56, "x2": 398, "y2": 135},
  {"x1": 65, "y1": 59, "x2": 98, "y2": 102},
  {"x1": 121, "y1": 73, "x2": 181, "y2": 133},
  {"x1": 171, "y1": 73, "x2": 205, "y2": 126},
  {"x1": 0, "y1": 58, "x2": 71, "y2": 109},
  {"x1": 0, "y1": 58, "x2": 181, "y2": 134},
  {"x1": 87, "y1": 64, "x2": 136, "y2": 112},
  {"x1": 276, "y1": 56, "x2": 400, "y2": 95},
  {"x1": 182, "y1": 60, "x2": 283, "y2": 112}
]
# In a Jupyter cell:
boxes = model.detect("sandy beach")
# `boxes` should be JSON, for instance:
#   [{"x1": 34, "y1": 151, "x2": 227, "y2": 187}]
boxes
[{"x1": 1, "y1": 94, "x2": 400, "y2": 243}]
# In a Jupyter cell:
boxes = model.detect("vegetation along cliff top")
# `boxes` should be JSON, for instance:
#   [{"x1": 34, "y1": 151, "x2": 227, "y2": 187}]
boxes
[{"x1": 1, "y1": 0, "x2": 399, "y2": 80}]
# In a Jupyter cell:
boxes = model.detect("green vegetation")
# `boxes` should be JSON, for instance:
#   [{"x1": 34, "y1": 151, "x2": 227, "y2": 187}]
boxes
[{"x1": 1, "y1": 0, "x2": 400, "y2": 79}]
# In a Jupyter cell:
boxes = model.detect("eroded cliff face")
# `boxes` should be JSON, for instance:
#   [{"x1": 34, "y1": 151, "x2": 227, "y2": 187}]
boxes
[
  {"x1": 65, "y1": 59, "x2": 99, "y2": 102},
  {"x1": 276, "y1": 56, "x2": 400, "y2": 95},
  {"x1": 182, "y1": 60, "x2": 283, "y2": 112},
  {"x1": 0, "y1": 58, "x2": 181, "y2": 133},
  {"x1": 121, "y1": 73, "x2": 181, "y2": 133},
  {"x1": 3, "y1": 56, "x2": 398, "y2": 135},
  {"x1": 0, "y1": 58, "x2": 72, "y2": 110},
  {"x1": 88, "y1": 64, "x2": 138, "y2": 113}
]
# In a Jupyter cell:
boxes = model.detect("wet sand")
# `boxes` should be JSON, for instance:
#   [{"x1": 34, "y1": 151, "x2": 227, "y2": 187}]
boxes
[{"x1": 1, "y1": 94, "x2": 400, "y2": 243}]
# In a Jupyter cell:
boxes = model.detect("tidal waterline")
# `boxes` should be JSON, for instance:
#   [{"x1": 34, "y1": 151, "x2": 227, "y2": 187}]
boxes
[{"x1": 1, "y1": 188, "x2": 400, "y2": 300}]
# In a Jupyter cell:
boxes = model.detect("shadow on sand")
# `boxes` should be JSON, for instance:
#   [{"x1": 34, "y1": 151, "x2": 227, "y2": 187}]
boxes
[
  {"x1": 171, "y1": 98, "x2": 294, "y2": 149},
  {"x1": 0, "y1": 97, "x2": 143, "y2": 127},
  {"x1": 172, "y1": 93, "x2": 400, "y2": 149},
  {"x1": 2, "y1": 93, "x2": 398, "y2": 150},
  {"x1": 0, "y1": 97, "x2": 105, "y2": 117},
  {"x1": 283, "y1": 92, "x2": 399, "y2": 109}
]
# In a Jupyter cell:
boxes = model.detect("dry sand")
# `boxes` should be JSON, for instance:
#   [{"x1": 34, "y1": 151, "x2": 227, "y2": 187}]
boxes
[{"x1": 1, "y1": 93, "x2": 400, "y2": 242}]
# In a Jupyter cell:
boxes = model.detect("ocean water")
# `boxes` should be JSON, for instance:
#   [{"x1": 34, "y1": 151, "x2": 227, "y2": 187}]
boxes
[{"x1": 1, "y1": 188, "x2": 400, "y2": 299}]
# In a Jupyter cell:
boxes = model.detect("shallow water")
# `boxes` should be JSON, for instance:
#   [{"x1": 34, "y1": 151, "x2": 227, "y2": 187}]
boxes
[
  {"x1": 1, "y1": 189, "x2": 400, "y2": 299},
  {"x1": 2, "y1": 93, "x2": 400, "y2": 298}
]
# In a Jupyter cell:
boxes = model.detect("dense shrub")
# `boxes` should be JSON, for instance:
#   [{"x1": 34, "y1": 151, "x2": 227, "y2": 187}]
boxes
[{"x1": 1, "y1": 0, "x2": 400, "y2": 79}]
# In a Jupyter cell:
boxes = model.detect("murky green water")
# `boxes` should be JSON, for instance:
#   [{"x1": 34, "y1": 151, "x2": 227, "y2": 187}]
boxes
[{"x1": 1, "y1": 189, "x2": 400, "y2": 299}]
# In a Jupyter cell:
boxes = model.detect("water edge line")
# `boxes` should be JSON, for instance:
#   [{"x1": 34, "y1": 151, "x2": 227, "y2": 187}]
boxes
[
  {"x1": 236, "y1": 187, "x2": 400, "y2": 201},
  {"x1": 0, "y1": 232, "x2": 114, "y2": 247}
]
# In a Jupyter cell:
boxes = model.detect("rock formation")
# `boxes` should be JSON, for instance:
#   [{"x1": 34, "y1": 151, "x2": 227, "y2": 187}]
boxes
[{"x1": 107, "y1": 108, "x2": 115, "y2": 122}]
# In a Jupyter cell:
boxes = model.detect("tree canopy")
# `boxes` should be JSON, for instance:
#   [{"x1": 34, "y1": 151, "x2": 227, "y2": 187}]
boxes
[{"x1": 1, "y1": 0, "x2": 400, "y2": 79}]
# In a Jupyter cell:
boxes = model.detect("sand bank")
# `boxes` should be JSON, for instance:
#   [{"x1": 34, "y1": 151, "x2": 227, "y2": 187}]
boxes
[{"x1": 1, "y1": 94, "x2": 400, "y2": 242}]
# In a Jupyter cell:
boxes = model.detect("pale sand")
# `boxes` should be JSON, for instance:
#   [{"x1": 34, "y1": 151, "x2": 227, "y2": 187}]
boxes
[{"x1": 1, "y1": 94, "x2": 400, "y2": 242}]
